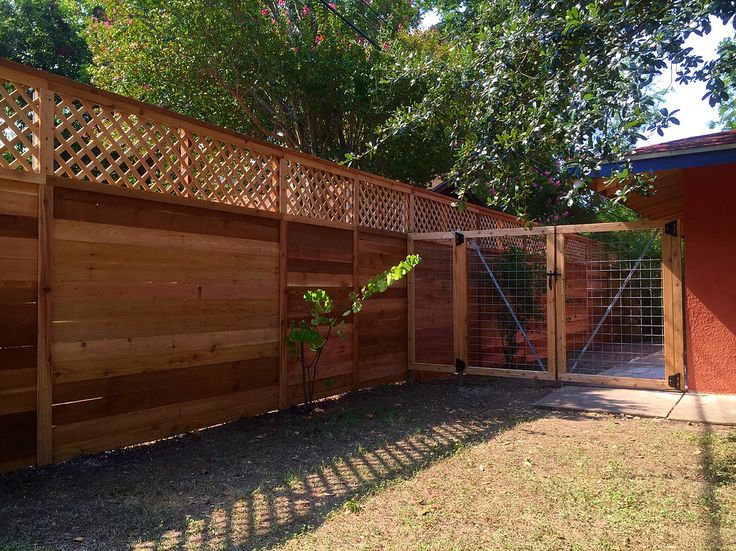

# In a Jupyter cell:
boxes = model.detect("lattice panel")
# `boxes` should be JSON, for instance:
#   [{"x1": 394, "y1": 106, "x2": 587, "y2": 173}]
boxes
[
  {"x1": 54, "y1": 94, "x2": 184, "y2": 195},
  {"x1": 0, "y1": 80, "x2": 39, "y2": 173},
  {"x1": 413, "y1": 195, "x2": 450, "y2": 233},
  {"x1": 285, "y1": 161, "x2": 353, "y2": 224},
  {"x1": 188, "y1": 134, "x2": 278, "y2": 211},
  {"x1": 449, "y1": 207, "x2": 477, "y2": 231},
  {"x1": 477, "y1": 213, "x2": 528, "y2": 251},
  {"x1": 358, "y1": 181, "x2": 408, "y2": 232}
]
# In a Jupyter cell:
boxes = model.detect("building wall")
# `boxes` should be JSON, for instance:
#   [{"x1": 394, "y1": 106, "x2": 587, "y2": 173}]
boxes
[{"x1": 684, "y1": 165, "x2": 736, "y2": 394}]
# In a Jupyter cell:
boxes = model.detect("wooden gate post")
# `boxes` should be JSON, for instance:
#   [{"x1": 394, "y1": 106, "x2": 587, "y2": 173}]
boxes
[
  {"x1": 546, "y1": 233, "x2": 557, "y2": 377},
  {"x1": 453, "y1": 233, "x2": 468, "y2": 371},
  {"x1": 554, "y1": 232, "x2": 566, "y2": 378},
  {"x1": 662, "y1": 220, "x2": 685, "y2": 390}
]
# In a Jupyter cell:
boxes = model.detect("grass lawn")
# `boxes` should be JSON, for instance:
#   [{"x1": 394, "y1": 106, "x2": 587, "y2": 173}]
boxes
[{"x1": 0, "y1": 378, "x2": 734, "y2": 551}]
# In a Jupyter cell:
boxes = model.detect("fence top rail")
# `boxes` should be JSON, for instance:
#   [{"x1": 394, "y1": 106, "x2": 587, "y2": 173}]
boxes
[
  {"x1": 409, "y1": 220, "x2": 667, "y2": 240},
  {"x1": 0, "y1": 58, "x2": 528, "y2": 230}
]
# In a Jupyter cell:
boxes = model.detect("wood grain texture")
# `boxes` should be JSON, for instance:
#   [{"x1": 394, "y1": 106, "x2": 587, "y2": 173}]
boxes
[
  {"x1": 0, "y1": 179, "x2": 39, "y2": 470},
  {"x1": 37, "y1": 183, "x2": 53, "y2": 465}
]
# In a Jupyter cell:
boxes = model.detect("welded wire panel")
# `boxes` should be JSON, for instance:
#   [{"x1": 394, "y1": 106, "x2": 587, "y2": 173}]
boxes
[
  {"x1": 565, "y1": 230, "x2": 664, "y2": 379},
  {"x1": 413, "y1": 240, "x2": 454, "y2": 365},
  {"x1": 468, "y1": 235, "x2": 548, "y2": 372}
]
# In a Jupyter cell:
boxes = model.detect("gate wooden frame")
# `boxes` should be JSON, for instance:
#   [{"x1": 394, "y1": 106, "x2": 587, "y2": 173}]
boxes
[{"x1": 408, "y1": 220, "x2": 685, "y2": 391}]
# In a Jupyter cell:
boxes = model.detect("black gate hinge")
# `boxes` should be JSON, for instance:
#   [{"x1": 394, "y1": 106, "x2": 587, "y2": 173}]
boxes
[
  {"x1": 668, "y1": 373, "x2": 681, "y2": 390},
  {"x1": 664, "y1": 220, "x2": 678, "y2": 237},
  {"x1": 455, "y1": 358, "x2": 466, "y2": 374},
  {"x1": 454, "y1": 231, "x2": 465, "y2": 246}
]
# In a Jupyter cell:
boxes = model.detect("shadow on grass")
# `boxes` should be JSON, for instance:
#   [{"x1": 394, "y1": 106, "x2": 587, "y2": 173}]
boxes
[
  {"x1": 0, "y1": 378, "x2": 552, "y2": 551},
  {"x1": 695, "y1": 398, "x2": 736, "y2": 551}
]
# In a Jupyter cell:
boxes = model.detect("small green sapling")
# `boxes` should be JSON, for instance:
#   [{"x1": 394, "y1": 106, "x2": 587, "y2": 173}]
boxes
[{"x1": 286, "y1": 254, "x2": 421, "y2": 409}]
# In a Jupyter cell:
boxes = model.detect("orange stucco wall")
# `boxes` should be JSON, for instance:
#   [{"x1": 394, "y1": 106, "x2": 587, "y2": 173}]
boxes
[{"x1": 684, "y1": 164, "x2": 736, "y2": 394}]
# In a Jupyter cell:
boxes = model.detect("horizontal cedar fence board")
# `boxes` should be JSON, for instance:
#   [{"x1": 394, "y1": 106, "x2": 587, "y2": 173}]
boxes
[
  {"x1": 413, "y1": 241, "x2": 454, "y2": 367},
  {"x1": 0, "y1": 179, "x2": 39, "y2": 472},
  {"x1": 49, "y1": 187, "x2": 281, "y2": 463},
  {"x1": 358, "y1": 231, "x2": 408, "y2": 386},
  {"x1": 54, "y1": 186, "x2": 281, "y2": 242},
  {"x1": 0, "y1": 179, "x2": 39, "y2": 217},
  {"x1": 53, "y1": 385, "x2": 280, "y2": 462},
  {"x1": 53, "y1": 358, "x2": 278, "y2": 426},
  {"x1": 286, "y1": 223, "x2": 355, "y2": 406}
]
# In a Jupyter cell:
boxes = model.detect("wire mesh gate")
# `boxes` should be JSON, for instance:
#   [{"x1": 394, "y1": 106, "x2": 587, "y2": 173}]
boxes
[{"x1": 408, "y1": 221, "x2": 685, "y2": 390}]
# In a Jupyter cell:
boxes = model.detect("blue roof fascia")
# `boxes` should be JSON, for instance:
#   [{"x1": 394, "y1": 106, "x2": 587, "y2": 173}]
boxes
[{"x1": 598, "y1": 148, "x2": 736, "y2": 177}]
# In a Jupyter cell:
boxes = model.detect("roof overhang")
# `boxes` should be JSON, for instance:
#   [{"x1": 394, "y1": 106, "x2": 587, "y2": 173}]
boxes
[
  {"x1": 591, "y1": 132, "x2": 736, "y2": 226},
  {"x1": 598, "y1": 144, "x2": 736, "y2": 177}
]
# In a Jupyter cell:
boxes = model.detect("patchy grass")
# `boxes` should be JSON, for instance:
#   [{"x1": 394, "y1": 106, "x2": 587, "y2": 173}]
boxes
[
  {"x1": 0, "y1": 378, "x2": 734, "y2": 551},
  {"x1": 280, "y1": 411, "x2": 736, "y2": 551}
]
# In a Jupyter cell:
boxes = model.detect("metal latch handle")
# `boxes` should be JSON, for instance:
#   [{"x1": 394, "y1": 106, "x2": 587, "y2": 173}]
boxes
[{"x1": 546, "y1": 270, "x2": 561, "y2": 290}]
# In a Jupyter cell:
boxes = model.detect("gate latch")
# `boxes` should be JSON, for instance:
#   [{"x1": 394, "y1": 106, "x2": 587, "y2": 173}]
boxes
[
  {"x1": 546, "y1": 270, "x2": 561, "y2": 290},
  {"x1": 668, "y1": 373, "x2": 682, "y2": 390}
]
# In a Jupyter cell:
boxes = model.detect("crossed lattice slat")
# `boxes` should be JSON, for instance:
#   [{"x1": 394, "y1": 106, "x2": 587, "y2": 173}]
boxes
[
  {"x1": 54, "y1": 95, "x2": 183, "y2": 195},
  {"x1": 358, "y1": 181, "x2": 408, "y2": 232},
  {"x1": 448, "y1": 207, "x2": 477, "y2": 231},
  {"x1": 477, "y1": 213, "x2": 527, "y2": 251},
  {"x1": 187, "y1": 134, "x2": 278, "y2": 211},
  {"x1": 413, "y1": 195, "x2": 450, "y2": 233},
  {"x1": 52, "y1": 93, "x2": 279, "y2": 212},
  {"x1": 0, "y1": 80, "x2": 39, "y2": 173},
  {"x1": 285, "y1": 161, "x2": 353, "y2": 224}
]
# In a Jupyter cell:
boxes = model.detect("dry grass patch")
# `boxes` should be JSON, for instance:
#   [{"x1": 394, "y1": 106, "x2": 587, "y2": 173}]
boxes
[
  {"x1": 0, "y1": 378, "x2": 733, "y2": 551},
  {"x1": 280, "y1": 411, "x2": 736, "y2": 551}
]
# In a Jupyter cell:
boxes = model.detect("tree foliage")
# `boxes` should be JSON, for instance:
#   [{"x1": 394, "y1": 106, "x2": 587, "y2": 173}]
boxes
[
  {"x1": 0, "y1": 0, "x2": 91, "y2": 81},
  {"x1": 84, "y1": 0, "x2": 454, "y2": 184},
  {"x1": 286, "y1": 254, "x2": 420, "y2": 408},
  {"x1": 710, "y1": 37, "x2": 736, "y2": 129},
  {"x1": 380, "y1": 0, "x2": 736, "y2": 218}
]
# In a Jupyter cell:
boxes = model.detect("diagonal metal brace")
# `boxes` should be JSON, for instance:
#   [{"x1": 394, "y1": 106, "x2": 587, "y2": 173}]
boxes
[
  {"x1": 469, "y1": 239, "x2": 545, "y2": 371},
  {"x1": 569, "y1": 231, "x2": 659, "y2": 372}
]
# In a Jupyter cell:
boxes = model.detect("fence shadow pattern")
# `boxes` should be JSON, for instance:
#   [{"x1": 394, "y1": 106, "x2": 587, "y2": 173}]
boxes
[{"x1": 0, "y1": 380, "x2": 550, "y2": 551}]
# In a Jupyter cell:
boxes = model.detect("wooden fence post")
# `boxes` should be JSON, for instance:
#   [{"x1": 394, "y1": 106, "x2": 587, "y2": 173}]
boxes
[
  {"x1": 453, "y1": 233, "x2": 468, "y2": 371},
  {"x1": 278, "y1": 157, "x2": 289, "y2": 409},
  {"x1": 352, "y1": 178, "x2": 360, "y2": 391},
  {"x1": 406, "y1": 190, "x2": 416, "y2": 380},
  {"x1": 662, "y1": 220, "x2": 685, "y2": 390},
  {"x1": 36, "y1": 86, "x2": 55, "y2": 465},
  {"x1": 407, "y1": 236, "x2": 416, "y2": 380}
]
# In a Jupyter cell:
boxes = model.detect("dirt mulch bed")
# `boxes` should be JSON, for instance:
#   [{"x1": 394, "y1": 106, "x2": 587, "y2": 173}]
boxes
[{"x1": 0, "y1": 378, "x2": 734, "y2": 551}]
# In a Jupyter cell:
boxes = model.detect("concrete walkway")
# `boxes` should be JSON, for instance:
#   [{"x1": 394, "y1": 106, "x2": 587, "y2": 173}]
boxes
[{"x1": 535, "y1": 386, "x2": 736, "y2": 424}]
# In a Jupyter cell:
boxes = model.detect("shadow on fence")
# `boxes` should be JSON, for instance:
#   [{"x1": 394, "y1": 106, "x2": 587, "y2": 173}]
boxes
[{"x1": 0, "y1": 378, "x2": 552, "y2": 551}]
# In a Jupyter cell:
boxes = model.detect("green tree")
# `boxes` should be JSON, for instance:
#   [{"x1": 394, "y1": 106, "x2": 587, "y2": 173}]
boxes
[
  {"x1": 379, "y1": 1, "x2": 736, "y2": 218},
  {"x1": 84, "y1": 0, "x2": 454, "y2": 184},
  {"x1": 709, "y1": 37, "x2": 736, "y2": 129},
  {"x1": 0, "y1": 0, "x2": 91, "y2": 81}
]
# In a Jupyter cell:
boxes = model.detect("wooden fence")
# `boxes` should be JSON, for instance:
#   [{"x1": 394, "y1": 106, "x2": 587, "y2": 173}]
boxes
[{"x1": 0, "y1": 60, "x2": 528, "y2": 472}]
